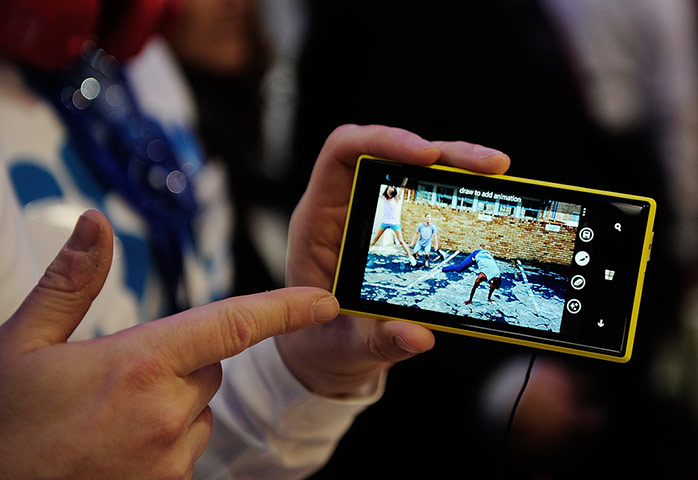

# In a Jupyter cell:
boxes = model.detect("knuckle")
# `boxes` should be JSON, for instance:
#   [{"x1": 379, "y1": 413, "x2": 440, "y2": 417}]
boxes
[
  {"x1": 40, "y1": 248, "x2": 106, "y2": 295},
  {"x1": 35, "y1": 266, "x2": 93, "y2": 310},
  {"x1": 118, "y1": 351, "x2": 166, "y2": 391},
  {"x1": 328, "y1": 123, "x2": 359, "y2": 139},
  {"x1": 154, "y1": 458, "x2": 193, "y2": 480},
  {"x1": 323, "y1": 124, "x2": 362, "y2": 152},
  {"x1": 216, "y1": 303, "x2": 258, "y2": 355},
  {"x1": 366, "y1": 335, "x2": 394, "y2": 364},
  {"x1": 40, "y1": 262, "x2": 82, "y2": 293},
  {"x1": 151, "y1": 411, "x2": 189, "y2": 447},
  {"x1": 210, "y1": 290, "x2": 308, "y2": 361}
]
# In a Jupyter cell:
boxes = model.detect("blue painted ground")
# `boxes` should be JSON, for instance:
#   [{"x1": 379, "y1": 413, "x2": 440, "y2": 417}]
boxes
[{"x1": 361, "y1": 246, "x2": 567, "y2": 332}]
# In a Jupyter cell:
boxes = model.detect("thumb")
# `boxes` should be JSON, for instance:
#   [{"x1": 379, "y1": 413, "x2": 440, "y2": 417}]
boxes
[{"x1": 2, "y1": 209, "x2": 114, "y2": 352}]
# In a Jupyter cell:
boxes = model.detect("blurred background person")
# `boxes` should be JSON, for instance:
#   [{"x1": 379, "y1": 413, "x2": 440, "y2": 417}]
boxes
[
  {"x1": 166, "y1": 0, "x2": 280, "y2": 295},
  {"x1": 166, "y1": 0, "x2": 313, "y2": 295},
  {"x1": 0, "y1": 1, "x2": 478, "y2": 478},
  {"x1": 289, "y1": 1, "x2": 698, "y2": 477}
]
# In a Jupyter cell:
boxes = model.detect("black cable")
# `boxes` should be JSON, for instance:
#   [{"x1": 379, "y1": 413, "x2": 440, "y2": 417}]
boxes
[
  {"x1": 498, "y1": 350, "x2": 538, "y2": 478},
  {"x1": 504, "y1": 351, "x2": 538, "y2": 444}
]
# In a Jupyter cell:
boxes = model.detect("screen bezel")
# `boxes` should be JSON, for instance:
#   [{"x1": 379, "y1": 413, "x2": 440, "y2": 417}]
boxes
[{"x1": 333, "y1": 156, "x2": 656, "y2": 362}]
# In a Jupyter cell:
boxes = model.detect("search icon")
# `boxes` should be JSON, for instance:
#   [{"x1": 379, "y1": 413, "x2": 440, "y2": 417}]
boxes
[{"x1": 614, "y1": 223, "x2": 622, "y2": 232}]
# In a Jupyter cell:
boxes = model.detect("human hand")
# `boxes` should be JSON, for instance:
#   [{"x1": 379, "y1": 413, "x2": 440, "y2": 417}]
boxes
[
  {"x1": 279, "y1": 124, "x2": 510, "y2": 398},
  {"x1": 0, "y1": 210, "x2": 338, "y2": 480}
]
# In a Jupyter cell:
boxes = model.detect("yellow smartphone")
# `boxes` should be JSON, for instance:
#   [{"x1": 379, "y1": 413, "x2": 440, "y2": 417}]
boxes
[{"x1": 333, "y1": 155, "x2": 656, "y2": 362}]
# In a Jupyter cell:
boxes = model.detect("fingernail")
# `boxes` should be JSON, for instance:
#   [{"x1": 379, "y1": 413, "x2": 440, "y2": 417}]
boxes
[
  {"x1": 65, "y1": 212, "x2": 101, "y2": 252},
  {"x1": 473, "y1": 144, "x2": 506, "y2": 159},
  {"x1": 312, "y1": 295, "x2": 339, "y2": 323},
  {"x1": 393, "y1": 335, "x2": 420, "y2": 355},
  {"x1": 409, "y1": 135, "x2": 437, "y2": 151}
]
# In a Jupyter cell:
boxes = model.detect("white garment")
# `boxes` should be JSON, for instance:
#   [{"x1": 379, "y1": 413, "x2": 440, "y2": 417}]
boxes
[
  {"x1": 474, "y1": 250, "x2": 500, "y2": 283},
  {"x1": 0, "y1": 37, "x2": 380, "y2": 479},
  {"x1": 381, "y1": 196, "x2": 401, "y2": 225}
]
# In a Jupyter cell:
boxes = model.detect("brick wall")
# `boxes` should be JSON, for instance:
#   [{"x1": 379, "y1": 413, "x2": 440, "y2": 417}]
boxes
[{"x1": 402, "y1": 200, "x2": 576, "y2": 265}]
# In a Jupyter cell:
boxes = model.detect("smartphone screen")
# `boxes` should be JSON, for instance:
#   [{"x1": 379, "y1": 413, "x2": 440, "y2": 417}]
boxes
[{"x1": 333, "y1": 156, "x2": 656, "y2": 362}]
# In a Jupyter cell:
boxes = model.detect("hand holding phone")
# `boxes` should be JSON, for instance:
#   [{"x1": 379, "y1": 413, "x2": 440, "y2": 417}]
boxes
[{"x1": 281, "y1": 125, "x2": 511, "y2": 396}]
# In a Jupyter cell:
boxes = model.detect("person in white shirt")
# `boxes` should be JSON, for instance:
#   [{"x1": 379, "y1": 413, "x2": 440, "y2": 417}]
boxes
[{"x1": 370, "y1": 186, "x2": 417, "y2": 266}]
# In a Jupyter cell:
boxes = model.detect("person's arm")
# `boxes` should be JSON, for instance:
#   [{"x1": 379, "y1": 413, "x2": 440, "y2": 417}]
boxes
[
  {"x1": 466, "y1": 272, "x2": 488, "y2": 304},
  {"x1": 488, "y1": 280, "x2": 498, "y2": 302},
  {"x1": 410, "y1": 227, "x2": 420, "y2": 248}
]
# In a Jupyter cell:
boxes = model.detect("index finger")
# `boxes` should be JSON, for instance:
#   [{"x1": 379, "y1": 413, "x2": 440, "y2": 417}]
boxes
[
  {"x1": 307, "y1": 124, "x2": 510, "y2": 207},
  {"x1": 136, "y1": 287, "x2": 339, "y2": 376},
  {"x1": 304, "y1": 125, "x2": 439, "y2": 208},
  {"x1": 433, "y1": 140, "x2": 510, "y2": 174}
]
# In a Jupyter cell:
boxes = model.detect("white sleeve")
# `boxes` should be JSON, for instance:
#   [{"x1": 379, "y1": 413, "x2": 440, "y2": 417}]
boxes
[{"x1": 195, "y1": 338, "x2": 385, "y2": 480}]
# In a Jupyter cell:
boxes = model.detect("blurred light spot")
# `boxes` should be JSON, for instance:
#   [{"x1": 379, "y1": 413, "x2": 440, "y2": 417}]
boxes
[
  {"x1": 72, "y1": 89, "x2": 90, "y2": 110},
  {"x1": 146, "y1": 139, "x2": 167, "y2": 162},
  {"x1": 97, "y1": 54, "x2": 119, "y2": 77},
  {"x1": 106, "y1": 84, "x2": 125, "y2": 107},
  {"x1": 60, "y1": 87, "x2": 75, "y2": 108},
  {"x1": 166, "y1": 170, "x2": 187, "y2": 194},
  {"x1": 80, "y1": 77, "x2": 101, "y2": 100},
  {"x1": 181, "y1": 161, "x2": 197, "y2": 177},
  {"x1": 147, "y1": 165, "x2": 168, "y2": 190}
]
